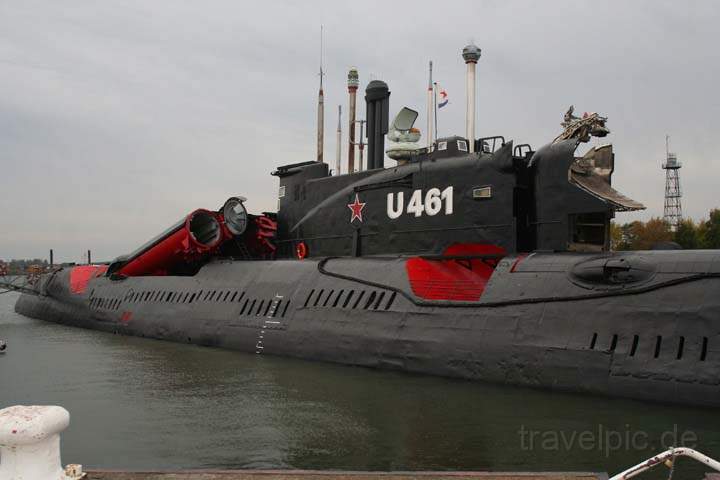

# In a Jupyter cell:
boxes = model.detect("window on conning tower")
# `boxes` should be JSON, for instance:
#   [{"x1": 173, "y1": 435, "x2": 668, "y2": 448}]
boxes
[{"x1": 568, "y1": 213, "x2": 608, "y2": 252}]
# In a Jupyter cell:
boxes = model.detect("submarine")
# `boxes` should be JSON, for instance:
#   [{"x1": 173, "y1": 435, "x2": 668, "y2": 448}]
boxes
[{"x1": 14, "y1": 44, "x2": 720, "y2": 408}]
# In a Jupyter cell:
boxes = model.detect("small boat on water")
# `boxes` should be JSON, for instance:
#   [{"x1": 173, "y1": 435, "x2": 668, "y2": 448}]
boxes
[{"x1": 0, "y1": 340, "x2": 7, "y2": 353}]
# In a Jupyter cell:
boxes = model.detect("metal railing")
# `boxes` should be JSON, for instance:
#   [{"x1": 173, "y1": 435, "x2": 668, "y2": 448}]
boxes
[{"x1": 609, "y1": 447, "x2": 720, "y2": 480}]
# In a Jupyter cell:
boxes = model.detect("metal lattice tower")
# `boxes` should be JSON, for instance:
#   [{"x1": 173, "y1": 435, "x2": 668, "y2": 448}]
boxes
[{"x1": 662, "y1": 135, "x2": 682, "y2": 232}]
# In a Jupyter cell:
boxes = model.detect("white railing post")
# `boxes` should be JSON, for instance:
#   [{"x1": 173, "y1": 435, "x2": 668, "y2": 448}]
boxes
[{"x1": 0, "y1": 405, "x2": 82, "y2": 480}]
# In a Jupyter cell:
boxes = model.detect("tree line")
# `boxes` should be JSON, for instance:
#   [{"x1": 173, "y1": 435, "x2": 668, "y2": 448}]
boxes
[
  {"x1": 611, "y1": 208, "x2": 720, "y2": 250},
  {"x1": 0, "y1": 259, "x2": 49, "y2": 275}
]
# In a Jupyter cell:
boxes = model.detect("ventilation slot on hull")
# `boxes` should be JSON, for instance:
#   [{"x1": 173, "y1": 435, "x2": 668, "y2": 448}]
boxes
[
  {"x1": 90, "y1": 295, "x2": 124, "y2": 311},
  {"x1": 352, "y1": 291, "x2": 366, "y2": 310},
  {"x1": 322, "y1": 290, "x2": 334, "y2": 307},
  {"x1": 384, "y1": 292, "x2": 397, "y2": 310},
  {"x1": 677, "y1": 336, "x2": 685, "y2": 360},
  {"x1": 239, "y1": 298, "x2": 249, "y2": 315},
  {"x1": 332, "y1": 290, "x2": 344, "y2": 307},
  {"x1": 281, "y1": 300, "x2": 291, "y2": 317},
  {"x1": 374, "y1": 292, "x2": 386, "y2": 310},
  {"x1": 364, "y1": 292, "x2": 377, "y2": 310},
  {"x1": 237, "y1": 296, "x2": 291, "y2": 319},
  {"x1": 343, "y1": 291, "x2": 355, "y2": 308},
  {"x1": 255, "y1": 300, "x2": 265, "y2": 316},
  {"x1": 313, "y1": 289, "x2": 324, "y2": 307},
  {"x1": 262, "y1": 300, "x2": 272, "y2": 317},
  {"x1": 304, "y1": 289, "x2": 315, "y2": 308},
  {"x1": 630, "y1": 335, "x2": 639, "y2": 357},
  {"x1": 299, "y1": 288, "x2": 393, "y2": 311},
  {"x1": 654, "y1": 336, "x2": 663, "y2": 359}
]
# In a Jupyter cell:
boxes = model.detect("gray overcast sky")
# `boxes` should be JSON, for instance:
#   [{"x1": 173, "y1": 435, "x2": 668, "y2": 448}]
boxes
[{"x1": 1, "y1": 0, "x2": 719, "y2": 262}]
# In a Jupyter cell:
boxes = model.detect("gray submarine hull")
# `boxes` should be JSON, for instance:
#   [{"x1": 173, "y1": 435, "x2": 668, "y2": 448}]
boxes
[{"x1": 15, "y1": 249, "x2": 720, "y2": 408}]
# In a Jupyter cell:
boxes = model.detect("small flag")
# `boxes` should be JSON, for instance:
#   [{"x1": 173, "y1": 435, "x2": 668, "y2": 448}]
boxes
[{"x1": 437, "y1": 85, "x2": 449, "y2": 108}]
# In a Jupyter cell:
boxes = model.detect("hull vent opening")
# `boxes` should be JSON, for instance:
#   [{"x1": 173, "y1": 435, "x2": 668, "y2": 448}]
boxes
[
  {"x1": 364, "y1": 292, "x2": 377, "y2": 310},
  {"x1": 654, "y1": 336, "x2": 663, "y2": 359},
  {"x1": 313, "y1": 289, "x2": 325, "y2": 307},
  {"x1": 374, "y1": 291, "x2": 386, "y2": 310},
  {"x1": 352, "y1": 291, "x2": 366, "y2": 309},
  {"x1": 304, "y1": 289, "x2": 315, "y2": 308},
  {"x1": 609, "y1": 334, "x2": 618, "y2": 352},
  {"x1": 343, "y1": 291, "x2": 355, "y2": 308},
  {"x1": 255, "y1": 300, "x2": 265, "y2": 316},
  {"x1": 630, "y1": 335, "x2": 639, "y2": 356},
  {"x1": 384, "y1": 292, "x2": 397, "y2": 310},
  {"x1": 677, "y1": 336, "x2": 685, "y2": 360},
  {"x1": 332, "y1": 290, "x2": 344, "y2": 308}
]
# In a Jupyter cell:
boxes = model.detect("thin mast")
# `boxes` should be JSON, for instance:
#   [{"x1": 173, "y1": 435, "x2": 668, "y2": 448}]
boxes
[
  {"x1": 336, "y1": 105, "x2": 342, "y2": 175},
  {"x1": 427, "y1": 61, "x2": 433, "y2": 148},
  {"x1": 316, "y1": 25, "x2": 325, "y2": 163},
  {"x1": 347, "y1": 67, "x2": 359, "y2": 173},
  {"x1": 462, "y1": 44, "x2": 481, "y2": 153},
  {"x1": 358, "y1": 120, "x2": 365, "y2": 171},
  {"x1": 433, "y1": 81, "x2": 438, "y2": 142}
]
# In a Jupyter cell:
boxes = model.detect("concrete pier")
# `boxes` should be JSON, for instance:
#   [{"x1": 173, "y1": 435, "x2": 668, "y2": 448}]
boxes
[{"x1": 86, "y1": 471, "x2": 603, "y2": 480}]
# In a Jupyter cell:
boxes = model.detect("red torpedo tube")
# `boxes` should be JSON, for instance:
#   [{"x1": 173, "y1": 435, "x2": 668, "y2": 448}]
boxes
[{"x1": 117, "y1": 209, "x2": 225, "y2": 277}]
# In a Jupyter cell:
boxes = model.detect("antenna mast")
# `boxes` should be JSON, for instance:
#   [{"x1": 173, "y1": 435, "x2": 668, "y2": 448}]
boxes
[
  {"x1": 462, "y1": 43, "x2": 481, "y2": 153},
  {"x1": 316, "y1": 25, "x2": 325, "y2": 163},
  {"x1": 335, "y1": 105, "x2": 342, "y2": 175},
  {"x1": 347, "y1": 67, "x2": 359, "y2": 173},
  {"x1": 662, "y1": 134, "x2": 683, "y2": 232},
  {"x1": 427, "y1": 61, "x2": 433, "y2": 148}
]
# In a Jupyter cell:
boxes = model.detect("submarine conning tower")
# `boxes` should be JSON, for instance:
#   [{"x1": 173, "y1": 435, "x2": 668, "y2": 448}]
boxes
[
  {"x1": 107, "y1": 44, "x2": 645, "y2": 269},
  {"x1": 273, "y1": 138, "x2": 643, "y2": 259},
  {"x1": 272, "y1": 44, "x2": 644, "y2": 260}
]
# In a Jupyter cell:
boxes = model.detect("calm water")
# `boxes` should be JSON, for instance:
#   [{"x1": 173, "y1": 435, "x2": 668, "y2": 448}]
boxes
[{"x1": 1, "y1": 292, "x2": 718, "y2": 477}]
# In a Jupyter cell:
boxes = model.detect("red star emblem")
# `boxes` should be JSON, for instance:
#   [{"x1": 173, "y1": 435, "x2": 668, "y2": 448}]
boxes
[{"x1": 347, "y1": 193, "x2": 366, "y2": 222}]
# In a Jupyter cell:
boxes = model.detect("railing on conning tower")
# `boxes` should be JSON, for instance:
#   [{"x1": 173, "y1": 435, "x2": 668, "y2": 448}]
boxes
[{"x1": 662, "y1": 152, "x2": 681, "y2": 169}]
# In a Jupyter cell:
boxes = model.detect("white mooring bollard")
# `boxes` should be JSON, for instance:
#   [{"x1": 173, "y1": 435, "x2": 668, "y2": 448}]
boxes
[{"x1": 0, "y1": 405, "x2": 84, "y2": 480}]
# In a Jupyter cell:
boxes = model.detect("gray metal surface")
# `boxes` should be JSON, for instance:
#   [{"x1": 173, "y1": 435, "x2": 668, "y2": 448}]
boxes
[{"x1": 15, "y1": 249, "x2": 720, "y2": 408}]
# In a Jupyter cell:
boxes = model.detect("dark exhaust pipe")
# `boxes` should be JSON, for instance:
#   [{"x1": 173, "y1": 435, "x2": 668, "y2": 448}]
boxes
[{"x1": 365, "y1": 80, "x2": 390, "y2": 170}]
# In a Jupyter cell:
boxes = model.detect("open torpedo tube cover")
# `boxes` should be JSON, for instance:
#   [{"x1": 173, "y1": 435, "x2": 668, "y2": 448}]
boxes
[{"x1": 110, "y1": 197, "x2": 276, "y2": 277}]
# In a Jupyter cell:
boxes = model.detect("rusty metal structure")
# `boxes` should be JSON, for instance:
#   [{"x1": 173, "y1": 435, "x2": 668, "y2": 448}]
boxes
[
  {"x1": 554, "y1": 106, "x2": 610, "y2": 144},
  {"x1": 347, "y1": 67, "x2": 359, "y2": 172}
]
